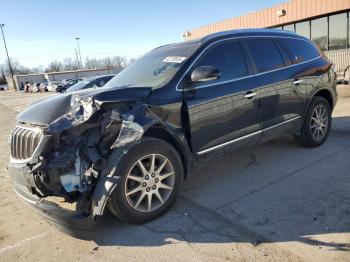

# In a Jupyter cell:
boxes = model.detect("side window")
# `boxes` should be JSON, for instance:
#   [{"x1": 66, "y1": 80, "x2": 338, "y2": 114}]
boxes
[
  {"x1": 193, "y1": 40, "x2": 248, "y2": 85},
  {"x1": 244, "y1": 39, "x2": 285, "y2": 73},
  {"x1": 279, "y1": 38, "x2": 320, "y2": 64},
  {"x1": 96, "y1": 78, "x2": 107, "y2": 87},
  {"x1": 275, "y1": 41, "x2": 293, "y2": 66}
]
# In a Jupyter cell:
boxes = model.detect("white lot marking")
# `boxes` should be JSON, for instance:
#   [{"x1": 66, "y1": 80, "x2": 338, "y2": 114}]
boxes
[{"x1": 0, "y1": 232, "x2": 50, "y2": 254}]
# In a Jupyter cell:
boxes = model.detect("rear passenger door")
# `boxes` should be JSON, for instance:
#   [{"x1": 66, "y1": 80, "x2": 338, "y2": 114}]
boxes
[
  {"x1": 277, "y1": 37, "x2": 322, "y2": 113},
  {"x1": 242, "y1": 38, "x2": 306, "y2": 131},
  {"x1": 182, "y1": 40, "x2": 261, "y2": 154}
]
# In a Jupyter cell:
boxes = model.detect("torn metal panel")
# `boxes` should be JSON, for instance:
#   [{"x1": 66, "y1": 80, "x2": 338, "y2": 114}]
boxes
[
  {"x1": 109, "y1": 105, "x2": 160, "y2": 149},
  {"x1": 91, "y1": 169, "x2": 121, "y2": 216},
  {"x1": 48, "y1": 95, "x2": 97, "y2": 133},
  {"x1": 111, "y1": 115, "x2": 145, "y2": 148}
]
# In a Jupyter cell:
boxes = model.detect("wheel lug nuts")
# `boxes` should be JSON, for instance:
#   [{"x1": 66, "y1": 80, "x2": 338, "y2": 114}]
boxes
[
  {"x1": 146, "y1": 187, "x2": 150, "y2": 192},
  {"x1": 142, "y1": 182, "x2": 147, "y2": 187},
  {"x1": 152, "y1": 185, "x2": 156, "y2": 190},
  {"x1": 145, "y1": 175, "x2": 149, "y2": 180},
  {"x1": 151, "y1": 173, "x2": 155, "y2": 178},
  {"x1": 155, "y1": 178, "x2": 159, "y2": 183}
]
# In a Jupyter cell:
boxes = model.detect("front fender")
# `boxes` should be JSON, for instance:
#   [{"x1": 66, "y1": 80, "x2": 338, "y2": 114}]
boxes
[{"x1": 90, "y1": 104, "x2": 194, "y2": 217}]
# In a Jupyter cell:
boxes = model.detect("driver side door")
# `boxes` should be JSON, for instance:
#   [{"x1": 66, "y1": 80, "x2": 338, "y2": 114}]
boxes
[{"x1": 181, "y1": 40, "x2": 261, "y2": 155}]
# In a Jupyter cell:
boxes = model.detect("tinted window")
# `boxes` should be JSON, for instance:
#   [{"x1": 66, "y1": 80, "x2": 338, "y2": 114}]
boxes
[
  {"x1": 66, "y1": 80, "x2": 91, "y2": 93},
  {"x1": 311, "y1": 17, "x2": 328, "y2": 51},
  {"x1": 329, "y1": 13, "x2": 347, "y2": 50},
  {"x1": 194, "y1": 40, "x2": 247, "y2": 84},
  {"x1": 279, "y1": 38, "x2": 320, "y2": 64},
  {"x1": 87, "y1": 78, "x2": 108, "y2": 89},
  {"x1": 275, "y1": 42, "x2": 293, "y2": 66},
  {"x1": 295, "y1": 21, "x2": 310, "y2": 38},
  {"x1": 245, "y1": 39, "x2": 284, "y2": 73}
]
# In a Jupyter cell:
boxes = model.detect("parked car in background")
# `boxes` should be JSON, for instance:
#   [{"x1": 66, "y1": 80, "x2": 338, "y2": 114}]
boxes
[
  {"x1": 24, "y1": 82, "x2": 31, "y2": 93},
  {"x1": 8, "y1": 29, "x2": 337, "y2": 228},
  {"x1": 39, "y1": 83, "x2": 47, "y2": 92},
  {"x1": 47, "y1": 81, "x2": 60, "y2": 92},
  {"x1": 65, "y1": 75, "x2": 115, "y2": 93},
  {"x1": 56, "y1": 79, "x2": 83, "y2": 93},
  {"x1": 31, "y1": 83, "x2": 40, "y2": 92}
]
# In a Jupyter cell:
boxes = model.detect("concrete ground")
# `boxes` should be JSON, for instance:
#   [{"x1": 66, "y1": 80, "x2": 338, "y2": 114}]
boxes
[{"x1": 0, "y1": 88, "x2": 349, "y2": 262}]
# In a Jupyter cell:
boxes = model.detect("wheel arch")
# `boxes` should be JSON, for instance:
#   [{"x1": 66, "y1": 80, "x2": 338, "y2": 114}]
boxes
[
  {"x1": 143, "y1": 124, "x2": 193, "y2": 179},
  {"x1": 312, "y1": 88, "x2": 334, "y2": 110}
]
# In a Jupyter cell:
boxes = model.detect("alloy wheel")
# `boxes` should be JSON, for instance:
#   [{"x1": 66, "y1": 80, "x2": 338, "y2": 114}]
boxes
[
  {"x1": 310, "y1": 104, "x2": 329, "y2": 141},
  {"x1": 124, "y1": 154, "x2": 175, "y2": 213}
]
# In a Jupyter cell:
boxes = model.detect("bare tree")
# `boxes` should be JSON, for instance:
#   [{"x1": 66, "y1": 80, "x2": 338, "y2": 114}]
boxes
[
  {"x1": 101, "y1": 56, "x2": 127, "y2": 72},
  {"x1": 0, "y1": 64, "x2": 5, "y2": 79},
  {"x1": 0, "y1": 64, "x2": 6, "y2": 85},
  {"x1": 1, "y1": 58, "x2": 36, "y2": 75},
  {"x1": 45, "y1": 60, "x2": 63, "y2": 72},
  {"x1": 85, "y1": 57, "x2": 100, "y2": 69},
  {"x1": 63, "y1": 58, "x2": 79, "y2": 71}
]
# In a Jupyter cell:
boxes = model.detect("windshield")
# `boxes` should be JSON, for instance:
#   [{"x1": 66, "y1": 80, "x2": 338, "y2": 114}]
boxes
[
  {"x1": 66, "y1": 80, "x2": 90, "y2": 93},
  {"x1": 104, "y1": 42, "x2": 200, "y2": 89}
]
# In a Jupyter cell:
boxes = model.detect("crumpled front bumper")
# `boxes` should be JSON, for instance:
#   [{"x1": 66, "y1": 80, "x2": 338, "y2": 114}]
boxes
[{"x1": 8, "y1": 161, "x2": 97, "y2": 232}]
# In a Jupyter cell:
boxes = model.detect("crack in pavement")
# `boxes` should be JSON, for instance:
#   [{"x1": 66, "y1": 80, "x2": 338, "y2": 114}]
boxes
[
  {"x1": 0, "y1": 232, "x2": 51, "y2": 254},
  {"x1": 214, "y1": 145, "x2": 350, "y2": 211}
]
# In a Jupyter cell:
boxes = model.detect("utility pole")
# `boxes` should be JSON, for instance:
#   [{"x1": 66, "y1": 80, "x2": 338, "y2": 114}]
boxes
[
  {"x1": 75, "y1": 37, "x2": 83, "y2": 69},
  {"x1": 74, "y1": 48, "x2": 80, "y2": 69},
  {"x1": 0, "y1": 24, "x2": 16, "y2": 90}
]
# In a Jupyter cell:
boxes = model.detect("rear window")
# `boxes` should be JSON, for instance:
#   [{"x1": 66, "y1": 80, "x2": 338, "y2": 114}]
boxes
[
  {"x1": 278, "y1": 38, "x2": 320, "y2": 64},
  {"x1": 244, "y1": 39, "x2": 285, "y2": 73}
]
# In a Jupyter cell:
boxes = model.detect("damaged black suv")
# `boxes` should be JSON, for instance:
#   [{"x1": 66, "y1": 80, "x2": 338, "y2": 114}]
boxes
[{"x1": 8, "y1": 29, "x2": 337, "y2": 228}]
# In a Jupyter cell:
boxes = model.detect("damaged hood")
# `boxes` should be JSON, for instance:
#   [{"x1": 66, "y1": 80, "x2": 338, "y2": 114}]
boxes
[{"x1": 17, "y1": 87, "x2": 152, "y2": 127}]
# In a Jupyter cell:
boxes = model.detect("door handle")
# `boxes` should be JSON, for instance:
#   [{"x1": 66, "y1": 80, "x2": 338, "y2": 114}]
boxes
[
  {"x1": 244, "y1": 92, "x2": 257, "y2": 99},
  {"x1": 293, "y1": 79, "x2": 304, "y2": 85}
]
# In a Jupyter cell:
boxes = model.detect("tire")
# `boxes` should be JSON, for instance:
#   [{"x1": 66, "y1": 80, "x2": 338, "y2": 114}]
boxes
[
  {"x1": 105, "y1": 137, "x2": 184, "y2": 224},
  {"x1": 295, "y1": 96, "x2": 332, "y2": 147}
]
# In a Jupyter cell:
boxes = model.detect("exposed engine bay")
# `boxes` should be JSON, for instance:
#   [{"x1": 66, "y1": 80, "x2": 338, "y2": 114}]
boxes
[{"x1": 12, "y1": 87, "x2": 175, "y2": 218}]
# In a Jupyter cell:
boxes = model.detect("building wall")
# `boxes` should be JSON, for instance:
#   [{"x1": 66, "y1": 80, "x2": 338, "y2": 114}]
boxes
[
  {"x1": 184, "y1": 0, "x2": 350, "y2": 40},
  {"x1": 46, "y1": 68, "x2": 120, "y2": 81},
  {"x1": 10, "y1": 74, "x2": 46, "y2": 90}
]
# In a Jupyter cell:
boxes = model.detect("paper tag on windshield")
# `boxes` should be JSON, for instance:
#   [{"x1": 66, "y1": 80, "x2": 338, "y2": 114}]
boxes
[{"x1": 163, "y1": 56, "x2": 187, "y2": 63}]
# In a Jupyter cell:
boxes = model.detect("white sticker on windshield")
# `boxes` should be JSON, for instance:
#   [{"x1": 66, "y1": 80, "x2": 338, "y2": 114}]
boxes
[{"x1": 163, "y1": 56, "x2": 187, "y2": 63}]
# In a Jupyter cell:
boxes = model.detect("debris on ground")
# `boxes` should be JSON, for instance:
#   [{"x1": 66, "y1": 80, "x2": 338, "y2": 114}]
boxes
[{"x1": 90, "y1": 246, "x2": 99, "y2": 254}]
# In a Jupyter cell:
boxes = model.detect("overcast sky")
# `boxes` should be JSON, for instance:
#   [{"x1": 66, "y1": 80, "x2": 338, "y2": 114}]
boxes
[{"x1": 0, "y1": 0, "x2": 282, "y2": 68}]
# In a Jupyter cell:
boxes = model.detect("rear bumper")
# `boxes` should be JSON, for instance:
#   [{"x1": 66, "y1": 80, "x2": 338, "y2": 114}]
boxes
[{"x1": 8, "y1": 161, "x2": 96, "y2": 232}]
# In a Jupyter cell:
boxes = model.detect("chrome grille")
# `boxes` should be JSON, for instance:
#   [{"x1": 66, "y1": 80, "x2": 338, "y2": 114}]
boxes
[{"x1": 10, "y1": 126, "x2": 43, "y2": 160}]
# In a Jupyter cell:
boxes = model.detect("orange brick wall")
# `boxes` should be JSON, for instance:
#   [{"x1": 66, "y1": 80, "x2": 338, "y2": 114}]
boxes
[{"x1": 184, "y1": 0, "x2": 350, "y2": 40}]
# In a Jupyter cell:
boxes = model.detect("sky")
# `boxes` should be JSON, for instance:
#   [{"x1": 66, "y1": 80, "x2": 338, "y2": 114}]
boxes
[{"x1": 0, "y1": 0, "x2": 283, "y2": 68}]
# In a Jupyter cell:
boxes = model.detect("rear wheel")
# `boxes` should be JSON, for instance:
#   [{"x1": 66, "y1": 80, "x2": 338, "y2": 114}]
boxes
[
  {"x1": 105, "y1": 138, "x2": 183, "y2": 224},
  {"x1": 295, "y1": 96, "x2": 332, "y2": 147}
]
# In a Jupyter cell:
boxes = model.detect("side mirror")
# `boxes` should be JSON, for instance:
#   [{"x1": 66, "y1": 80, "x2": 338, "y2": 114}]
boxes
[{"x1": 190, "y1": 66, "x2": 221, "y2": 83}]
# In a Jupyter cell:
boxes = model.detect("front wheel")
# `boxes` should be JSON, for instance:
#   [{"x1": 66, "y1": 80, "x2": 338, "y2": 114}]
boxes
[
  {"x1": 105, "y1": 138, "x2": 184, "y2": 224},
  {"x1": 295, "y1": 96, "x2": 332, "y2": 147}
]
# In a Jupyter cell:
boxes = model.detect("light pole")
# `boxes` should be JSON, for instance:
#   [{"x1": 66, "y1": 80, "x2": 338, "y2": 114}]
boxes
[
  {"x1": 0, "y1": 24, "x2": 16, "y2": 90},
  {"x1": 75, "y1": 37, "x2": 83, "y2": 69},
  {"x1": 74, "y1": 48, "x2": 80, "y2": 69}
]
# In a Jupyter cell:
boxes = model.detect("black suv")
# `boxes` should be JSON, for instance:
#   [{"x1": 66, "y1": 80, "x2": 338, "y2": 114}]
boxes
[{"x1": 8, "y1": 29, "x2": 337, "y2": 228}]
